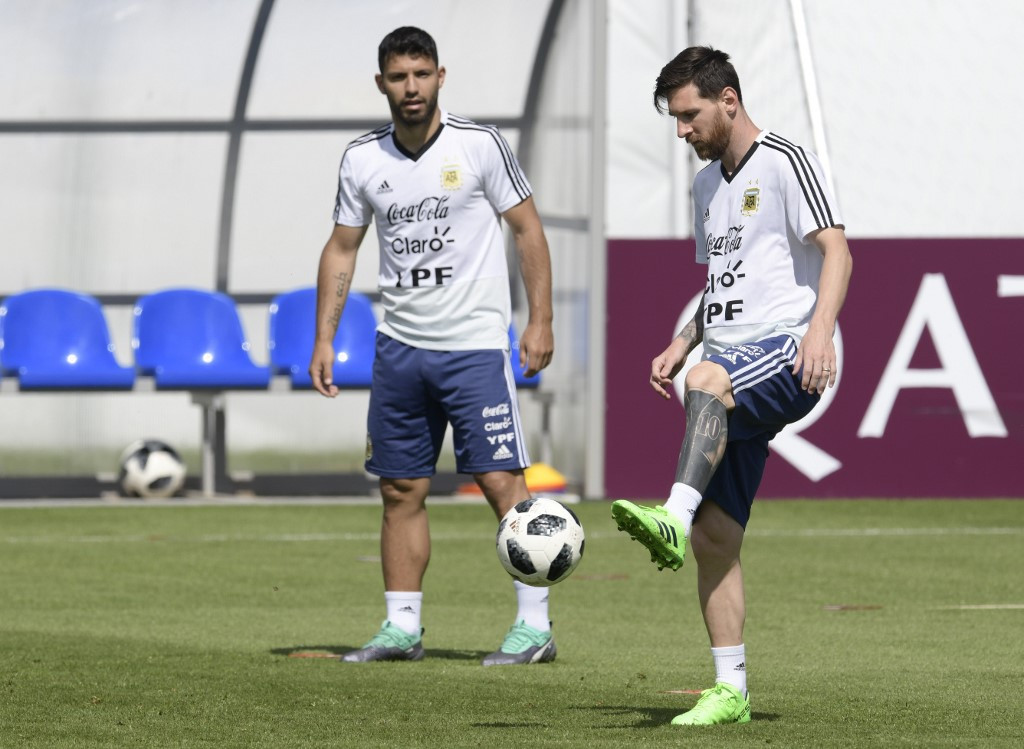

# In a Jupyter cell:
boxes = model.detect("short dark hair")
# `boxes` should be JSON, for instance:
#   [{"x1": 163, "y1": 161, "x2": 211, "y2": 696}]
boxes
[
  {"x1": 653, "y1": 46, "x2": 742, "y2": 113},
  {"x1": 378, "y1": 26, "x2": 438, "y2": 72}
]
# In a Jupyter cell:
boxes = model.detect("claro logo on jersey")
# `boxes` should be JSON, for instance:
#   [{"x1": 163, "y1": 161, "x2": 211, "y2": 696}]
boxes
[
  {"x1": 391, "y1": 225, "x2": 455, "y2": 255},
  {"x1": 387, "y1": 195, "x2": 451, "y2": 225}
]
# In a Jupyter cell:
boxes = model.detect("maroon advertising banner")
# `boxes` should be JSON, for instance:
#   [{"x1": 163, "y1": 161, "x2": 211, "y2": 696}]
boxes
[{"x1": 605, "y1": 238, "x2": 1024, "y2": 498}]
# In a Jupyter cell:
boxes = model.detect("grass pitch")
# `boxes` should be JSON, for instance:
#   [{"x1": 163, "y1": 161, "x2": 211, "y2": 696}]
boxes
[{"x1": 1, "y1": 498, "x2": 1022, "y2": 747}]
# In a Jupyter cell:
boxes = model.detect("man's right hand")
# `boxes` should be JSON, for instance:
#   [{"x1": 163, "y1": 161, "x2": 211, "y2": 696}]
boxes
[
  {"x1": 650, "y1": 337, "x2": 690, "y2": 400},
  {"x1": 310, "y1": 342, "x2": 339, "y2": 397}
]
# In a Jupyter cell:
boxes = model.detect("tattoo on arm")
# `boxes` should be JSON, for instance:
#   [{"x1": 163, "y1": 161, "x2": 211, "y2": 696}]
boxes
[
  {"x1": 326, "y1": 271, "x2": 349, "y2": 330},
  {"x1": 326, "y1": 305, "x2": 341, "y2": 331},
  {"x1": 677, "y1": 299, "x2": 705, "y2": 353},
  {"x1": 678, "y1": 317, "x2": 699, "y2": 350}
]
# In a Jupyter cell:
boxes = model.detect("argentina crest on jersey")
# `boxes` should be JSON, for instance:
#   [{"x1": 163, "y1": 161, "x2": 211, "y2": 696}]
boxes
[
  {"x1": 741, "y1": 180, "x2": 760, "y2": 216},
  {"x1": 440, "y1": 161, "x2": 462, "y2": 190}
]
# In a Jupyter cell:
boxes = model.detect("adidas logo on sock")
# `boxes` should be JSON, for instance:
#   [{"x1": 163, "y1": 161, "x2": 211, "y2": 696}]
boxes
[
  {"x1": 492, "y1": 444, "x2": 514, "y2": 461},
  {"x1": 398, "y1": 606, "x2": 415, "y2": 613},
  {"x1": 734, "y1": 661, "x2": 746, "y2": 671},
  {"x1": 376, "y1": 180, "x2": 393, "y2": 194}
]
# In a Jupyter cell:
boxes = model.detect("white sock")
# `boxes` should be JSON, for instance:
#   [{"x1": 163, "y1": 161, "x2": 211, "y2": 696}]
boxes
[
  {"x1": 663, "y1": 482, "x2": 702, "y2": 537},
  {"x1": 513, "y1": 580, "x2": 550, "y2": 631},
  {"x1": 384, "y1": 591, "x2": 422, "y2": 636},
  {"x1": 711, "y1": 644, "x2": 747, "y2": 696}
]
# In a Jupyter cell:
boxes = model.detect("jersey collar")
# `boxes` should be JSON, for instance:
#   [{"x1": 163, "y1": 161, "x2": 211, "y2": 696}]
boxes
[
  {"x1": 720, "y1": 130, "x2": 766, "y2": 183},
  {"x1": 391, "y1": 109, "x2": 447, "y2": 162}
]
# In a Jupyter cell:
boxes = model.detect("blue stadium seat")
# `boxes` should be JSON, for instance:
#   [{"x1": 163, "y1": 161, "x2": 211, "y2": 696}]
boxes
[
  {"x1": 509, "y1": 323, "x2": 541, "y2": 388},
  {"x1": 132, "y1": 288, "x2": 270, "y2": 388},
  {"x1": 0, "y1": 288, "x2": 135, "y2": 389},
  {"x1": 268, "y1": 287, "x2": 376, "y2": 389}
]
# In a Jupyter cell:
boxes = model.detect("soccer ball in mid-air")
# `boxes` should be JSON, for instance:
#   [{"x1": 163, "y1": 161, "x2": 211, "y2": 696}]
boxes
[
  {"x1": 118, "y1": 439, "x2": 187, "y2": 498},
  {"x1": 496, "y1": 497, "x2": 585, "y2": 586}
]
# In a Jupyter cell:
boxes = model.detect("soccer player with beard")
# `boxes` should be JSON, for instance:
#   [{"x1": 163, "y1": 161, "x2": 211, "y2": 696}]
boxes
[
  {"x1": 611, "y1": 46, "x2": 852, "y2": 724},
  {"x1": 311, "y1": 27, "x2": 556, "y2": 666}
]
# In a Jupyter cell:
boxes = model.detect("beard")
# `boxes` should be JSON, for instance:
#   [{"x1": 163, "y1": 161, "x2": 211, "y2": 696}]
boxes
[
  {"x1": 689, "y1": 109, "x2": 731, "y2": 161},
  {"x1": 388, "y1": 91, "x2": 439, "y2": 128}
]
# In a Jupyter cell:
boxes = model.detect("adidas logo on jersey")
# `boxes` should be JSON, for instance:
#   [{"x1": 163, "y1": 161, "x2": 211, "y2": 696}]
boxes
[
  {"x1": 492, "y1": 444, "x2": 514, "y2": 461},
  {"x1": 376, "y1": 180, "x2": 393, "y2": 194},
  {"x1": 703, "y1": 207, "x2": 711, "y2": 223}
]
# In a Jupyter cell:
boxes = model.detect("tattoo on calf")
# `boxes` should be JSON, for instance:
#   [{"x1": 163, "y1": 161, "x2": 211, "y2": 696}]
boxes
[{"x1": 674, "y1": 388, "x2": 728, "y2": 494}]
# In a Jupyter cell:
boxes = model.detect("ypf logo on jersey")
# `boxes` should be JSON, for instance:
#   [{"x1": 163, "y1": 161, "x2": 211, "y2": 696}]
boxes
[
  {"x1": 741, "y1": 181, "x2": 760, "y2": 216},
  {"x1": 441, "y1": 163, "x2": 462, "y2": 190}
]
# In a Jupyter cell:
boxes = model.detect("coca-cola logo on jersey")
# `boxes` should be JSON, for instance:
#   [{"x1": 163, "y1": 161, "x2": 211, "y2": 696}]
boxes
[
  {"x1": 387, "y1": 195, "x2": 451, "y2": 225},
  {"x1": 706, "y1": 225, "x2": 745, "y2": 257}
]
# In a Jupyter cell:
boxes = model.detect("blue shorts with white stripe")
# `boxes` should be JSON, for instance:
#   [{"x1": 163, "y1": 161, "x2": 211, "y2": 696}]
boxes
[
  {"x1": 703, "y1": 334, "x2": 820, "y2": 527},
  {"x1": 365, "y1": 333, "x2": 530, "y2": 479}
]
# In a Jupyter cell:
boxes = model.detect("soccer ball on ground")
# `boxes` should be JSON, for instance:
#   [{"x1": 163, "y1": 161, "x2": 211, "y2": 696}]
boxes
[
  {"x1": 118, "y1": 439, "x2": 187, "y2": 498},
  {"x1": 496, "y1": 497, "x2": 585, "y2": 586}
]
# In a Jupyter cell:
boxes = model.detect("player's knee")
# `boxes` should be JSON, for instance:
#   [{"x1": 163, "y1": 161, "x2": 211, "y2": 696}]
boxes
[
  {"x1": 473, "y1": 469, "x2": 527, "y2": 512},
  {"x1": 691, "y1": 512, "x2": 742, "y2": 565},
  {"x1": 689, "y1": 523, "x2": 717, "y2": 564},
  {"x1": 380, "y1": 478, "x2": 427, "y2": 510},
  {"x1": 684, "y1": 362, "x2": 731, "y2": 399}
]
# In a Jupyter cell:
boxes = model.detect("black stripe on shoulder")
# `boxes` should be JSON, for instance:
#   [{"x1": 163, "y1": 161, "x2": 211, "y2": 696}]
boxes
[
  {"x1": 338, "y1": 125, "x2": 390, "y2": 177},
  {"x1": 334, "y1": 126, "x2": 389, "y2": 220},
  {"x1": 766, "y1": 133, "x2": 835, "y2": 225},
  {"x1": 763, "y1": 133, "x2": 835, "y2": 227},
  {"x1": 345, "y1": 124, "x2": 391, "y2": 152},
  {"x1": 445, "y1": 118, "x2": 530, "y2": 201}
]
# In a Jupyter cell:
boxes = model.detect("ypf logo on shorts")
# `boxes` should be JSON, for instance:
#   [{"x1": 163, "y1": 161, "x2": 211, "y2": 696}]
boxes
[{"x1": 482, "y1": 403, "x2": 510, "y2": 418}]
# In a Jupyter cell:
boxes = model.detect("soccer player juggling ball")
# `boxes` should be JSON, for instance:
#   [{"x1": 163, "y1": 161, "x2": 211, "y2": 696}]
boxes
[
  {"x1": 311, "y1": 27, "x2": 557, "y2": 666},
  {"x1": 612, "y1": 47, "x2": 852, "y2": 725}
]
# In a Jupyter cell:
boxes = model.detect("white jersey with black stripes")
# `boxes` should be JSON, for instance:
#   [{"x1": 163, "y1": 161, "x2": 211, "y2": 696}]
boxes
[
  {"x1": 333, "y1": 110, "x2": 531, "y2": 351},
  {"x1": 692, "y1": 130, "x2": 844, "y2": 356}
]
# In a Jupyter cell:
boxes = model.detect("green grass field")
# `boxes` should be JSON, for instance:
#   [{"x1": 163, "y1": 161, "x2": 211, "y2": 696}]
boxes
[{"x1": 2, "y1": 498, "x2": 1022, "y2": 747}]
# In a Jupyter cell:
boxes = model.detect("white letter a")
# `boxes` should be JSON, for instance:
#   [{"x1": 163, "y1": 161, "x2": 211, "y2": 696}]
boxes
[{"x1": 859, "y1": 274, "x2": 1006, "y2": 438}]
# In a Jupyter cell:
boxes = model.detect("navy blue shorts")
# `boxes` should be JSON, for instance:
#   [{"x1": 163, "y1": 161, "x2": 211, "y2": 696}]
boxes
[
  {"x1": 365, "y1": 333, "x2": 530, "y2": 478},
  {"x1": 701, "y1": 335, "x2": 820, "y2": 528}
]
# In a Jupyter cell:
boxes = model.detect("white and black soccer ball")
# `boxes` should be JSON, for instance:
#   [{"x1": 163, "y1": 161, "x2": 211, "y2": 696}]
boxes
[
  {"x1": 118, "y1": 439, "x2": 186, "y2": 498},
  {"x1": 496, "y1": 497, "x2": 585, "y2": 587}
]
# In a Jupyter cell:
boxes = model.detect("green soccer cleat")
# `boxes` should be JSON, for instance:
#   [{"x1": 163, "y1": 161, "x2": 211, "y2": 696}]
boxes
[
  {"x1": 610, "y1": 500, "x2": 686, "y2": 571},
  {"x1": 481, "y1": 620, "x2": 556, "y2": 666},
  {"x1": 341, "y1": 620, "x2": 424, "y2": 663},
  {"x1": 671, "y1": 682, "x2": 751, "y2": 725}
]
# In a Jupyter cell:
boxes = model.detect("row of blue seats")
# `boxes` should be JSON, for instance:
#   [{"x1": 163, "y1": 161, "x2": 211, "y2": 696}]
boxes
[{"x1": 0, "y1": 288, "x2": 541, "y2": 391}]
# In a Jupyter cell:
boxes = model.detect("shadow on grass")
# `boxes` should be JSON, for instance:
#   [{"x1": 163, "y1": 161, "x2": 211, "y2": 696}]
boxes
[
  {"x1": 571, "y1": 704, "x2": 780, "y2": 728},
  {"x1": 271, "y1": 645, "x2": 489, "y2": 661}
]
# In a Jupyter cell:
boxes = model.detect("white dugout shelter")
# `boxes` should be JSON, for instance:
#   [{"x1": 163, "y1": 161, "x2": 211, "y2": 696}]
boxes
[{"x1": 1, "y1": 0, "x2": 1021, "y2": 498}]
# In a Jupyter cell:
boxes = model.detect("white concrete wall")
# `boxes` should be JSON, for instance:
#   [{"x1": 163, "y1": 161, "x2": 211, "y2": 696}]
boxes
[{"x1": 606, "y1": 0, "x2": 1024, "y2": 238}]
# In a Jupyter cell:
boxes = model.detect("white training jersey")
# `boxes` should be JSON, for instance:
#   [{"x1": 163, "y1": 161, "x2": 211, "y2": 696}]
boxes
[
  {"x1": 693, "y1": 130, "x2": 844, "y2": 356},
  {"x1": 333, "y1": 110, "x2": 531, "y2": 350}
]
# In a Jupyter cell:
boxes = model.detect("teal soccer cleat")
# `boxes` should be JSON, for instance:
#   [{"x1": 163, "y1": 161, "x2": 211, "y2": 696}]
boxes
[
  {"x1": 481, "y1": 620, "x2": 556, "y2": 666},
  {"x1": 341, "y1": 620, "x2": 424, "y2": 663}
]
